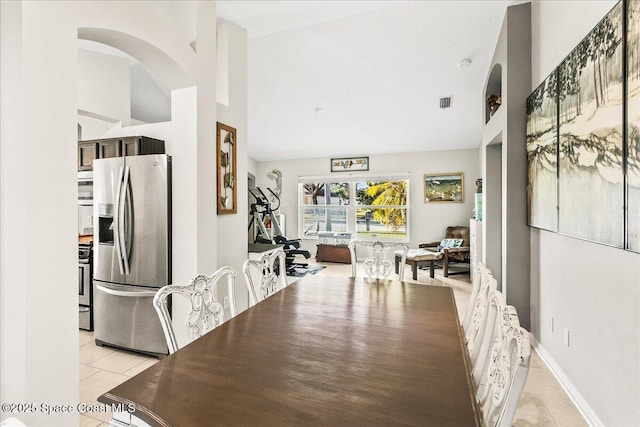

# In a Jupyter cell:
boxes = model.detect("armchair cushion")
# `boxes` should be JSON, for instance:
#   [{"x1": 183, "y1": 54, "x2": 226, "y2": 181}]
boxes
[{"x1": 437, "y1": 238, "x2": 464, "y2": 251}]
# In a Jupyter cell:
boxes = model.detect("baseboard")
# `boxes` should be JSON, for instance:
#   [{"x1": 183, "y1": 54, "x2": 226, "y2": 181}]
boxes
[{"x1": 530, "y1": 336, "x2": 603, "y2": 427}]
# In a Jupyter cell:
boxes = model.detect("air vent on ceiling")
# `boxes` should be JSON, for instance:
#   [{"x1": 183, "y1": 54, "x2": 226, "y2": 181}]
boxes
[{"x1": 440, "y1": 97, "x2": 451, "y2": 109}]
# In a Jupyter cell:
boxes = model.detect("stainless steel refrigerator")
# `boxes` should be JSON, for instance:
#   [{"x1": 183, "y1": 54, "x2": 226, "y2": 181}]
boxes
[{"x1": 93, "y1": 154, "x2": 171, "y2": 356}]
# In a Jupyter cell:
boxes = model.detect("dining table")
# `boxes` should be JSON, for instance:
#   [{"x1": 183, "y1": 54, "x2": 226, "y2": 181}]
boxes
[{"x1": 99, "y1": 275, "x2": 481, "y2": 426}]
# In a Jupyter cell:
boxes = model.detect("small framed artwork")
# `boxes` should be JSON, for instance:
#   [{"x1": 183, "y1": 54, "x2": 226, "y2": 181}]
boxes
[
  {"x1": 424, "y1": 172, "x2": 464, "y2": 203},
  {"x1": 331, "y1": 156, "x2": 369, "y2": 172},
  {"x1": 217, "y1": 122, "x2": 237, "y2": 214}
]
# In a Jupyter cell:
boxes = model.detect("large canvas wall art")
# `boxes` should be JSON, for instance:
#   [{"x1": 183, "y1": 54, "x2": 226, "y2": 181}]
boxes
[
  {"x1": 558, "y1": 2, "x2": 624, "y2": 247},
  {"x1": 526, "y1": 70, "x2": 558, "y2": 232},
  {"x1": 628, "y1": 0, "x2": 640, "y2": 252}
]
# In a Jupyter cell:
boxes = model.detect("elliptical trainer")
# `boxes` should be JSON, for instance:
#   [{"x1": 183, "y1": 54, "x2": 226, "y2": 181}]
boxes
[{"x1": 248, "y1": 187, "x2": 311, "y2": 274}]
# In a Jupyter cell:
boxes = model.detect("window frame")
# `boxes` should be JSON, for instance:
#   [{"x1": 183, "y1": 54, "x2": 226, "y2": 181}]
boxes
[{"x1": 298, "y1": 174, "x2": 410, "y2": 242}]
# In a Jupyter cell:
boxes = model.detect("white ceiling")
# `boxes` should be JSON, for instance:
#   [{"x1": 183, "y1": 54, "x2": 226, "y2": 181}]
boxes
[{"x1": 217, "y1": 1, "x2": 524, "y2": 162}]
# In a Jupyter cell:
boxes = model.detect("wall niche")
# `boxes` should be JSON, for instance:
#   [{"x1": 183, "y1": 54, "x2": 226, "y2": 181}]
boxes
[{"x1": 485, "y1": 63, "x2": 502, "y2": 123}]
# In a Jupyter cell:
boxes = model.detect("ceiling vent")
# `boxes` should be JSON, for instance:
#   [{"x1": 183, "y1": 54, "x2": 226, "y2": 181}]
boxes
[{"x1": 440, "y1": 97, "x2": 451, "y2": 109}]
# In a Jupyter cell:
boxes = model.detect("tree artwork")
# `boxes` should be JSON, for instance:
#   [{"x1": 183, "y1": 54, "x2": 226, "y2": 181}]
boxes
[
  {"x1": 526, "y1": 70, "x2": 558, "y2": 231},
  {"x1": 557, "y1": 1, "x2": 624, "y2": 247}
]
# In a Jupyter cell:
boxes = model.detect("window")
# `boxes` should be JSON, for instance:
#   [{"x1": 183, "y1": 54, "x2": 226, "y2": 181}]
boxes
[
  {"x1": 299, "y1": 175, "x2": 409, "y2": 240},
  {"x1": 300, "y1": 182, "x2": 349, "y2": 237},
  {"x1": 355, "y1": 180, "x2": 407, "y2": 239}
]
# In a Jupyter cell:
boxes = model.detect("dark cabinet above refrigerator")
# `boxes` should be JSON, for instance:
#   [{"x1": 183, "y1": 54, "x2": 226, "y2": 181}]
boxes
[{"x1": 77, "y1": 136, "x2": 165, "y2": 171}]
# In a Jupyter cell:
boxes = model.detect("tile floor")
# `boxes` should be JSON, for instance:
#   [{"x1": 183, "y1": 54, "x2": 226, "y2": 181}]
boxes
[{"x1": 79, "y1": 260, "x2": 587, "y2": 426}]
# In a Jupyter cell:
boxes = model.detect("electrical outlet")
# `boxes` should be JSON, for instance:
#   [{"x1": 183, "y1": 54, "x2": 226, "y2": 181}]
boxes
[
  {"x1": 550, "y1": 316, "x2": 554, "y2": 333},
  {"x1": 223, "y1": 296, "x2": 229, "y2": 308},
  {"x1": 564, "y1": 328, "x2": 570, "y2": 347}
]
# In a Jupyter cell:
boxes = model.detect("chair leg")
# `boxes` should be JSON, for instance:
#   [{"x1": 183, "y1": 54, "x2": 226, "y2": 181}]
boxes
[
  {"x1": 429, "y1": 260, "x2": 435, "y2": 278},
  {"x1": 394, "y1": 255, "x2": 399, "y2": 274},
  {"x1": 412, "y1": 262, "x2": 418, "y2": 280},
  {"x1": 443, "y1": 255, "x2": 449, "y2": 277}
]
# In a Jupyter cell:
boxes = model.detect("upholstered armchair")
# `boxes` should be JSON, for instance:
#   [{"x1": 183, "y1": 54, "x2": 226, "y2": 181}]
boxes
[{"x1": 419, "y1": 226, "x2": 471, "y2": 277}]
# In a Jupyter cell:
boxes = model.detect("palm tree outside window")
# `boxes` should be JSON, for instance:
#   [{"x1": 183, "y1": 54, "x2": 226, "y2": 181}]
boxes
[{"x1": 299, "y1": 175, "x2": 409, "y2": 240}]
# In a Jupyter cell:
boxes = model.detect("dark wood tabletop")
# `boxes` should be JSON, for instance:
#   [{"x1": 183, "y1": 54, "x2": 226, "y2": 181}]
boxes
[{"x1": 99, "y1": 276, "x2": 481, "y2": 427}]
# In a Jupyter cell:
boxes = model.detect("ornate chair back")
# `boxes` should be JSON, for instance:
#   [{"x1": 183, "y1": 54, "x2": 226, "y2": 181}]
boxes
[
  {"x1": 463, "y1": 261, "x2": 492, "y2": 332},
  {"x1": 474, "y1": 291, "x2": 531, "y2": 427},
  {"x1": 242, "y1": 248, "x2": 288, "y2": 307},
  {"x1": 462, "y1": 262, "x2": 497, "y2": 338},
  {"x1": 465, "y1": 272, "x2": 498, "y2": 368},
  {"x1": 348, "y1": 240, "x2": 408, "y2": 281},
  {"x1": 153, "y1": 266, "x2": 238, "y2": 354}
]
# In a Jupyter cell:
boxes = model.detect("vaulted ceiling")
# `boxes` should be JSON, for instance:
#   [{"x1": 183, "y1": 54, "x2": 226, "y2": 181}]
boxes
[{"x1": 217, "y1": 1, "x2": 524, "y2": 161}]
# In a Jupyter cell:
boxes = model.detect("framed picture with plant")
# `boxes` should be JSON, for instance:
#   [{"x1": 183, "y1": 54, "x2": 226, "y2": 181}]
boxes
[{"x1": 217, "y1": 122, "x2": 237, "y2": 214}]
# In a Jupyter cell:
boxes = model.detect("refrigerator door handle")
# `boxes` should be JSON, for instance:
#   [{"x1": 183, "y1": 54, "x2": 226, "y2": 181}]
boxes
[
  {"x1": 96, "y1": 284, "x2": 158, "y2": 298},
  {"x1": 113, "y1": 165, "x2": 126, "y2": 275},
  {"x1": 121, "y1": 165, "x2": 131, "y2": 275}
]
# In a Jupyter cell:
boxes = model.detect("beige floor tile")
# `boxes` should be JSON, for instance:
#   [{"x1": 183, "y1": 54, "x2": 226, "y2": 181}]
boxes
[
  {"x1": 85, "y1": 412, "x2": 112, "y2": 424},
  {"x1": 80, "y1": 343, "x2": 115, "y2": 365},
  {"x1": 79, "y1": 332, "x2": 94, "y2": 347},
  {"x1": 520, "y1": 352, "x2": 587, "y2": 427},
  {"x1": 79, "y1": 363, "x2": 100, "y2": 381},
  {"x1": 89, "y1": 349, "x2": 155, "y2": 375},
  {"x1": 80, "y1": 369, "x2": 129, "y2": 423},
  {"x1": 80, "y1": 413, "x2": 103, "y2": 427},
  {"x1": 80, "y1": 369, "x2": 129, "y2": 402},
  {"x1": 513, "y1": 391, "x2": 558, "y2": 426},
  {"x1": 122, "y1": 357, "x2": 159, "y2": 377}
]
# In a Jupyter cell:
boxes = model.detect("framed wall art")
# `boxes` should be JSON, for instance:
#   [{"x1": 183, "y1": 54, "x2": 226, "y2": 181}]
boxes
[
  {"x1": 628, "y1": 0, "x2": 640, "y2": 252},
  {"x1": 557, "y1": 2, "x2": 624, "y2": 247},
  {"x1": 424, "y1": 172, "x2": 464, "y2": 203},
  {"x1": 526, "y1": 69, "x2": 558, "y2": 232},
  {"x1": 331, "y1": 156, "x2": 369, "y2": 172},
  {"x1": 217, "y1": 122, "x2": 237, "y2": 215}
]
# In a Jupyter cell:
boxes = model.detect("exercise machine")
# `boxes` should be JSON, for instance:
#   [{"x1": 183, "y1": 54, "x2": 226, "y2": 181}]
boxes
[{"x1": 248, "y1": 187, "x2": 311, "y2": 274}]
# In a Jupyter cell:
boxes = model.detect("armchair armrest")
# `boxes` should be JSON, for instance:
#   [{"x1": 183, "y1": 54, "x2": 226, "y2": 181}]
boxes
[
  {"x1": 442, "y1": 246, "x2": 470, "y2": 254},
  {"x1": 419, "y1": 241, "x2": 440, "y2": 249}
]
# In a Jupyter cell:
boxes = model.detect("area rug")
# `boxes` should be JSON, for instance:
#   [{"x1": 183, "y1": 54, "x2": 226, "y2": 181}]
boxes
[{"x1": 287, "y1": 264, "x2": 326, "y2": 277}]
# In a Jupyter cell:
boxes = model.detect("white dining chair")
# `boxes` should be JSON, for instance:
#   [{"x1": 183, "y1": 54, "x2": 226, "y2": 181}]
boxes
[
  {"x1": 153, "y1": 266, "x2": 238, "y2": 354},
  {"x1": 462, "y1": 261, "x2": 491, "y2": 331},
  {"x1": 474, "y1": 290, "x2": 531, "y2": 427},
  {"x1": 465, "y1": 272, "x2": 498, "y2": 368},
  {"x1": 349, "y1": 240, "x2": 409, "y2": 281},
  {"x1": 242, "y1": 247, "x2": 288, "y2": 307}
]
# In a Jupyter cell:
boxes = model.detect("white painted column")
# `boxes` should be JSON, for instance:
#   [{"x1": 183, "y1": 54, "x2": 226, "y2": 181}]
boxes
[
  {"x1": 1, "y1": 2, "x2": 79, "y2": 425},
  {"x1": 216, "y1": 21, "x2": 249, "y2": 313}
]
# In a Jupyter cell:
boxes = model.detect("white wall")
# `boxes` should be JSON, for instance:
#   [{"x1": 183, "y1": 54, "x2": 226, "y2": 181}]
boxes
[
  {"x1": 78, "y1": 48, "x2": 131, "y2": 124},
  {"x1": 248, "y1": 155, "x2": 258, "y2": 178},
  {"x1": 531, "y1": 2, "x2": 640, "y2": 425},
  {"x1": 77, "y1": 114, "x2": 116, "y2": 140},
  {"x1": 256, "y1": 149, "x2": 479, "y2": 254},
  {"x1": 216, "y1": 21, "x2": 250, "y2": 313}
]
